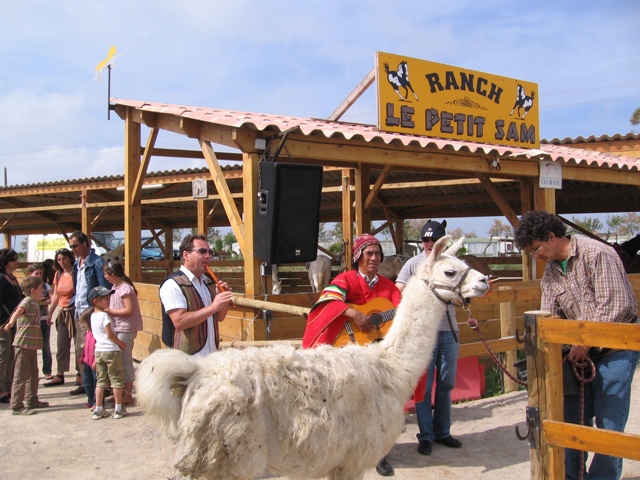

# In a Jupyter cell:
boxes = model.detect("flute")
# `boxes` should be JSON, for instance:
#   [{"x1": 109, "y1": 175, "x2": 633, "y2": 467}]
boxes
[{"x1": 205, "y1": 264, "x2": 236, "y2": 308}]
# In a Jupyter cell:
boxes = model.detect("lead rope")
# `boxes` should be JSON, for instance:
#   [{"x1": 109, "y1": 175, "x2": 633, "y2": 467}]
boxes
[
  {"x1": 467, "y1": 311, "x2": 527, "y2": 388},
  {"x1": 566, "y1": 355, "x2": 596, "y2": 480}
]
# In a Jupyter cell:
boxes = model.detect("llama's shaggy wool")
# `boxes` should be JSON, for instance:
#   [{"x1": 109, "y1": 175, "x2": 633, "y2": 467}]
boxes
[{"x1": 136, "y1": 236, "x2": 490, "y2": 480}]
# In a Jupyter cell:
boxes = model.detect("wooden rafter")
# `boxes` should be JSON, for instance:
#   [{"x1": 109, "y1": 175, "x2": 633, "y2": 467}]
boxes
[
  {"x1": 476, "y1": 172, "x2": 520, "y2": 228},
  {"x1": 328, "y1": 67, "x2": 376, "y2": 121},
  {"x1": 200, "y1": 139, "x2": 245, "y2": 251},
  {"x1": 131, "y1": 127, "x2": 159, "y2": 206},
  {"x1": 364, "y1": 164, "x2": 392, "y2": 211}
]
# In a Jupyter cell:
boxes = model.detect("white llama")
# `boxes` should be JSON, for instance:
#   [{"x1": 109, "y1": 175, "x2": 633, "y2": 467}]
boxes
[{"x1": 136, "y1": 236, "x2": 489, "y2": 480}]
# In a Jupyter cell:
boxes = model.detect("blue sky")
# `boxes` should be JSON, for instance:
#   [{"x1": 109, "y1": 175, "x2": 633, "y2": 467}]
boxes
[{"x1": 1, "y1": 0, "x2": 638, "y2": 236}]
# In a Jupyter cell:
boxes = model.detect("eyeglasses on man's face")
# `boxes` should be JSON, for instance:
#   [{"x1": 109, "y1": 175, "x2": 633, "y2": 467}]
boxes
[
  {"x1": 189, "y1": 248, "x2": 214, "y2": 256},
  {"x1": 528, "y1": 244, "x2": 542, "y2": 256},
  {"x1": 69, "y1": 243, "x2": 80, "y2": 250}
]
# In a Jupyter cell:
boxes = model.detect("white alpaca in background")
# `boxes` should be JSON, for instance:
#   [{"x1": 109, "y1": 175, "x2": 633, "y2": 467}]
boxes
[
  {"x1": 136, "y1": 236, "x2": 489, "y2": 480},
  {"x1": 306, "y1": 255, "x2": 332, "y2": 293}
]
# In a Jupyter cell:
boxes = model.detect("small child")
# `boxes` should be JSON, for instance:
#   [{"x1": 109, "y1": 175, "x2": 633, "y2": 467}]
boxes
[
  {"x1": 79, "y1": 307, "x2": 97, "y2": 410},
  {"x1": 28, "y1": 263, "x2": 53, "y2": 380},
  {"x1": 88, "y1": 286, "x2": 127, "y2": 420},
  {"x1": 4, "y1": 276, "x2": 49, "y2": 415}
]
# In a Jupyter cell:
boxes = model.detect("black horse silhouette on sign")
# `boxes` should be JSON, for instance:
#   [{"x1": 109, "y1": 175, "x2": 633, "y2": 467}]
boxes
[
  {"x1": 510, "y1": 84, "x2": 535, "y2": 119},
  {"x1": 384, "y1": 61, "x2": 419, "y2": 101}
]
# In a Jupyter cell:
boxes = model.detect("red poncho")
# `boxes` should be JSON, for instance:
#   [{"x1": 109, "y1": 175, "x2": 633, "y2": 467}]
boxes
[{"x1": 301, "y1": 269, "x2": 401, "y2": 348}]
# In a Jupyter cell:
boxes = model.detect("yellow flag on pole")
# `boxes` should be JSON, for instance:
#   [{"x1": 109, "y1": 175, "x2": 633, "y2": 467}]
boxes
[{"x1": 95, "y1": 46, "x2": 122, "y2": 82}]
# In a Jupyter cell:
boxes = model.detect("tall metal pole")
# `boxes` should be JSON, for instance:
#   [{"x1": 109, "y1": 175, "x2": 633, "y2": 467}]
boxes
[{"x1": 107, "y1": 65, "x2": 112, "y2": 120}]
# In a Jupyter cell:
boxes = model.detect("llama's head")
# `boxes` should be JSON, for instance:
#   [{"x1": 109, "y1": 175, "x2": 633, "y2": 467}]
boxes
[{"x1": 420, "y1": 236, "x2": 490, "y2": 303}]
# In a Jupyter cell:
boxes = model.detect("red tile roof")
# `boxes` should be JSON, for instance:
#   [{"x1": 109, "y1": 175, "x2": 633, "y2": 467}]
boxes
[{"x1": 112, "y1": 99, "x2": 640, "y2": 172}]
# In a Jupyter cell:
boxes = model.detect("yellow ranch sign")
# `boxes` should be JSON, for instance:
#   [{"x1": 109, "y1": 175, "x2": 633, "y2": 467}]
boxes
[{"x1": 376, "y1": 52, "x2": 539, "y2": 148}]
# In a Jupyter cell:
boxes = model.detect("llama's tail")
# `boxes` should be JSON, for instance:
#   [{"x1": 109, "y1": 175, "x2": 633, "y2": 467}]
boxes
[{"x1": 136, "y1": 348, "x2": 199, "y2": 436}]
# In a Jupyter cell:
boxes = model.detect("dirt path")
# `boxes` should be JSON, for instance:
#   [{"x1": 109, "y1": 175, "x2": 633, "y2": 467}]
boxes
[{"x1": 2, "y1": 332, "x2": 640, "y2": 479}]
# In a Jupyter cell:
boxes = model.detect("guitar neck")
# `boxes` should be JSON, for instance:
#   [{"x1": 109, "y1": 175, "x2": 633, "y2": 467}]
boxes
[{"x1": 370, "y1": 308, "x2": 396, "y2": 327}]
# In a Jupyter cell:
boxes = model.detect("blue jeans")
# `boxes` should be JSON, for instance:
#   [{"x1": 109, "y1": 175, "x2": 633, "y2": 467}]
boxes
[
  {"x1": 40, "y1": 321, "x2": 52, "y2": 376},
  {"x1": 82, "y1": 362, "x2": 97, "y2": 406},
  {"x1": 416, "y1": 331, "x2": 459, "y2": 443},
  {"x1": 564, "y1": 349, "x2": 638, "y2": 480}
]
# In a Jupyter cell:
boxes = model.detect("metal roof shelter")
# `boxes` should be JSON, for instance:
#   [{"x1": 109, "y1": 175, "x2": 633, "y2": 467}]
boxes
[{"x1": 1, "y1": 98, "x2": 639, "y2": 289}]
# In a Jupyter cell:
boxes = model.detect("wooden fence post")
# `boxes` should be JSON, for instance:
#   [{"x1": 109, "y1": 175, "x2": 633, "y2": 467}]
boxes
[
  {"x1": 523, "y1": 310, "x2": 548, "y2": 480},
  {"x1": 499, "y1": 286, "x2": 518, "y2": 392}
]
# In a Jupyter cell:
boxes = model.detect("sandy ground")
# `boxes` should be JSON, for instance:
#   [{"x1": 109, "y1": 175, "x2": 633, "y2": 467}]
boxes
[{"x1": 2, "y1": 331, "x2": 640, "y2": 480}]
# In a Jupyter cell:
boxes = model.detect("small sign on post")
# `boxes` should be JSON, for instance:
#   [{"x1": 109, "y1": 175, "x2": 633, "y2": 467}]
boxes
[
  {"x1": 538, "y1": 160, "x2": 562, "y2": 189},
  {"x1": 192, "y1": 178, "x2": 207, "y2": 199}
]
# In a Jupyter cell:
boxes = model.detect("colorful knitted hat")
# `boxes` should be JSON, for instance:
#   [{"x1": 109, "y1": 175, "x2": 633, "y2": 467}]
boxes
[{"x1": 352, "y1": 233, "x2": 382, "y2": 262}]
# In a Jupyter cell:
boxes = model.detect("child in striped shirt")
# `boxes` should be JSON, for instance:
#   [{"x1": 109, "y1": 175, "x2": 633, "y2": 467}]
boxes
[{"x1": 3, "y1": 276, "x2": 49, "y2": 415}]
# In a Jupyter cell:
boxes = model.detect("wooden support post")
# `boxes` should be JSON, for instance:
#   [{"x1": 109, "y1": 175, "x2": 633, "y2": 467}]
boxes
[
  {"x1": 123, "y1": 107, "x2": 142, "y2": 282},
  {"x1": 354, "y1": 164, "x2": 370, "y2": 236},
  {"x1": 80, "y1": 189, "x2": 89, "y2": 236},
  {"x1": 342, "y1": 168, "x2": 354, "y2": 268},
  {"x1": 519, "y1": 177, "x2": 534, "y2": 281},
  {"x1": 499, "y1": 286, "x2": 518, "y2": 392},
  {"x1": 197, "y1": 198, "x2": 206, "y2": 235}
]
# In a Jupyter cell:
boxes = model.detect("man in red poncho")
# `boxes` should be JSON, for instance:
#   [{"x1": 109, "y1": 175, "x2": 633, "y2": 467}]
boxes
[{"x1": 301, "y1": 233, "x2": 401, "y2": 477}]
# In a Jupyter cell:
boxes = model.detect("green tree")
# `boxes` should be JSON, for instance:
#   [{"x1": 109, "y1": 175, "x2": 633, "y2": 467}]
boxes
[
  {"x1": 607, "y1": 213, "x2": 640, "y2": 237},
  {"x1": 214, "y1": 238, "x2": 223, "y2": 253},
  {"x1": 223, "y1": 231, "x2": 236, "y2": 252},
  {"x1": 487, "y1": 219, "x2": 513, "y2": 238},
  {"x1": 450, "y1": 227, "x2": 464, "y2": 239},
  {"x1": 403, "y1": 219, "x2": 424, "y2": 241},
  {"x1": 569, "y1": 216, "x2": 603, "y2": 234},
  {"x1": 631, "y1": 106, "x2": 640, "y2": 126}
]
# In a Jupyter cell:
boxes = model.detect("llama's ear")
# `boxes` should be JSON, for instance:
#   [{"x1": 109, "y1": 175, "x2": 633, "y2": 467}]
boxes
[
  {"x1": 444, "y1": 237, "x2": 465, "y2": 257},
  {"x1": 428, "y1": 235, "x2": 452, "y2": 262}
]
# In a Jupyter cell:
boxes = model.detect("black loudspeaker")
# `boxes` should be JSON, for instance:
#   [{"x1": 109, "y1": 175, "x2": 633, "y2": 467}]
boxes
[{"x1": 254, "y1": 162, "x2": 323, "y2": 264}]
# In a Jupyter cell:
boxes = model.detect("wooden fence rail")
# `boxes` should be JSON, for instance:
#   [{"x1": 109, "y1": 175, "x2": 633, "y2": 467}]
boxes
[{"x1": 522, "y1": 312, "x2": 640, "y2": 479}]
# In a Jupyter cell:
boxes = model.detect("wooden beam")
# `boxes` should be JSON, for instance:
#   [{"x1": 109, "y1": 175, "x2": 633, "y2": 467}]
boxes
[
  {"x1": 364, "y1": 164, "x2": 392, "y2": 211},
  {"x1": 131, "y1": 127, "x2": 159, "y2": 206},
  {"x1": 0, "y1": 214, "x2": 16, "y2": 233},
  {"x1": 328, "y1": 67, "x2": 376, "y2": 121},
  {"x1": 342, "y1": 168, "x2": 354, "y2": 268},
  {"x1": 476, "y1": 172, "x2": 520, "y2": 228},
  {"x1": 200, "y1": 139, "x2": 245, "y2": 250},
  {"x1": 124, "y1": 108, "x2": 143, "y2": 281}
]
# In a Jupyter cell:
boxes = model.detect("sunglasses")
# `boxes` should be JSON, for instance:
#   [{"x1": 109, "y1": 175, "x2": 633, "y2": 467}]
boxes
[
  {"x1": 188, "y1": 248, "x2": 214, "y2": 256},
  {"x1": 69, "y1": 244, "x2": 81, "y2": 249}
]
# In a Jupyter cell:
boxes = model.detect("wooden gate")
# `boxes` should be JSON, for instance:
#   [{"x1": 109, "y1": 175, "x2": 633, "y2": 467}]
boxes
[{"x1": 521, "y1": 311, "x2": 640, "y2": 479}]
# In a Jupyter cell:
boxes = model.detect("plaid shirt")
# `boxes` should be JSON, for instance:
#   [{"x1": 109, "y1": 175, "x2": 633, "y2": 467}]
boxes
[{"x1": 541, "y1": 236, "x2": 637, "y2": 323}]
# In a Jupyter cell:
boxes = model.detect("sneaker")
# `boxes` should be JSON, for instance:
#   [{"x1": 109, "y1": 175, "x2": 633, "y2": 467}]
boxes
[
  {"x1": 92, "y1": 409, "x2": 109, "y2": 420},
  {"x1": 113, "y1": 408, "x2": 127, "y2": 419},
  {"x1": 12, "y1": 408, "x2": 37, "y2": 416},
  {"x1": 27, "y1": 401, "x2": 49, "y2": 409}
]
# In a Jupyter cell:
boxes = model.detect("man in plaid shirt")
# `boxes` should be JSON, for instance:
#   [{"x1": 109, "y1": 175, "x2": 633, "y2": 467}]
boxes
[{"x1": 515, "y1": 210, "x2": 638, "y2": 480}]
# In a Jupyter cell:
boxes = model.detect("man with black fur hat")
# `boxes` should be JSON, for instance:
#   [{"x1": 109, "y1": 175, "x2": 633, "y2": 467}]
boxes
[{"x1": 396, "y1": 220, "x2": 463, "y2": 456}]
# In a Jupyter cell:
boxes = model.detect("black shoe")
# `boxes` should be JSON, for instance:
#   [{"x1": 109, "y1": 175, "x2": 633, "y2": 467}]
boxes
[
  {"x1": 417, "y1": 440, "x2": 432, "y2": 455},
  {"x1": 69, "y1": 385, "x2": 85, "y2": 395},
  {"x1": 375, "y1": 457, "x2": 394, "y2": 477},
  {"x1": 435, "y1": 435, "x2": 462, "y2": 448}
]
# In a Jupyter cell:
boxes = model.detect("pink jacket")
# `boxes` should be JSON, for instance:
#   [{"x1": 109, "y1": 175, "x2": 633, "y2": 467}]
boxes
[{"x1": 83, "y1": 330, "x2": 96, "y2": 366}]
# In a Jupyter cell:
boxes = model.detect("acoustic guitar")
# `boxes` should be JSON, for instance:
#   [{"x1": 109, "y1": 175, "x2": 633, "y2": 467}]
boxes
[{"x1": 332, "y1": 297, "x2": 396, "y2": 347}]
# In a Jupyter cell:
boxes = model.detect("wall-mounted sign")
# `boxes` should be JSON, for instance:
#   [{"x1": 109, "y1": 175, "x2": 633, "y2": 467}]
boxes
[
  {"x1": 192, "y1": 178, "x2": 208, "y2": 199},
  {"x1": 376, "y1": 51, "x2": 539, "y2": 149},
  {"x1": 539, "y1": 160, "x2": 562, "y2": 189}
]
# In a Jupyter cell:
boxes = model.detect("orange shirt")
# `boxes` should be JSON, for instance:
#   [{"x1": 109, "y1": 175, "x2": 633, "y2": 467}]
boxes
[{"x1": 54, "y1": 272, "x2": 74, "y2": 308}]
